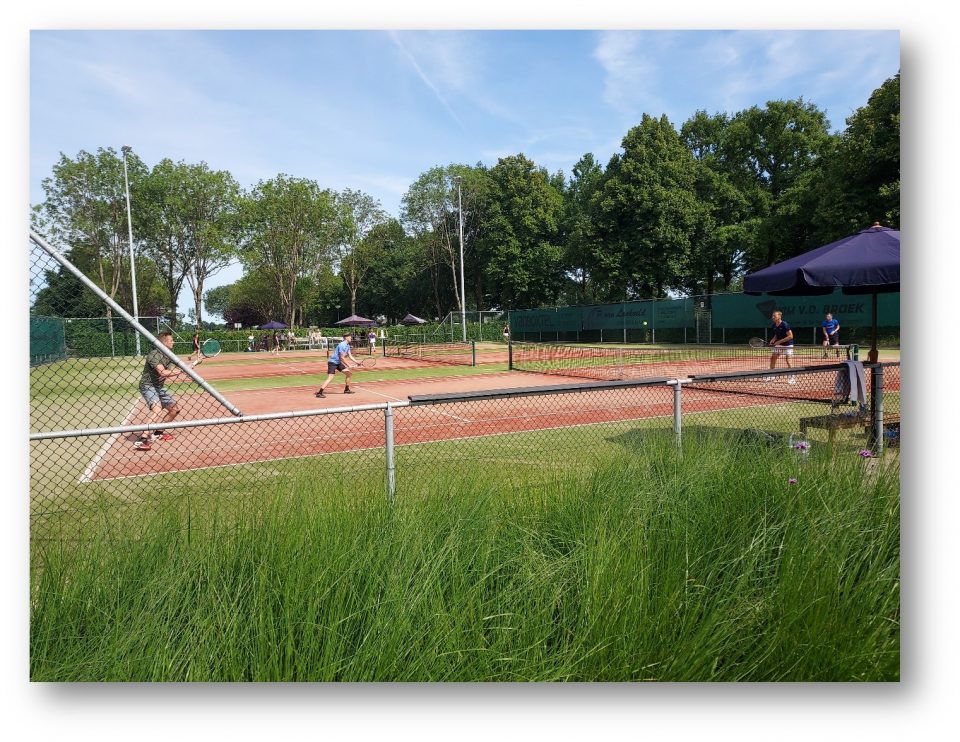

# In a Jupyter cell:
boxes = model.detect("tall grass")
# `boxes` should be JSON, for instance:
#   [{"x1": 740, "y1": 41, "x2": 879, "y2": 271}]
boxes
[{"x1": 30, "y1": 433, "x2": 899, "y2": 681}]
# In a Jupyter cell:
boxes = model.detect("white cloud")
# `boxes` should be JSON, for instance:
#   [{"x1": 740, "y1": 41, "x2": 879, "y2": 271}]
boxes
[
  {"x1": 593, "y1": 31, "x2": 672, "y2": 116},
  {"x1": 388, "y1": 31, "x2": 465, "y2": 128}
]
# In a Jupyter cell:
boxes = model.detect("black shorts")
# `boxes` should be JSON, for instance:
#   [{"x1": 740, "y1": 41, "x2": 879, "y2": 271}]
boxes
[
  {"x1": 327, "y1": 360, "x2": 346, "y2": 374},
  {"x1": 826, "y1": 333, "x2": 840, "y2": 346}
]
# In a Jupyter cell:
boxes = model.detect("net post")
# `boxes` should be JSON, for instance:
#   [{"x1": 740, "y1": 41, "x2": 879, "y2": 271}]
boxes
[
  {"x1": 471, "y1": 340, "x2": 476, "y2": 367},
  {"x1": 508, "y1": 340, "x2": 513, "y2": 370},
  {"x1": 385, "y1": 403, "x2": 396, "y2": 504}
]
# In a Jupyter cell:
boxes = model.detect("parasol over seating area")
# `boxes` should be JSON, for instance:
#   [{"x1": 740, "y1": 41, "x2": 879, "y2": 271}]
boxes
[
  {"x1": 334, "y1": 314, "x2": 377, "y2": 328},
  {"x1": 744, "y1": 223, "x2": 900, "y2": 363}
]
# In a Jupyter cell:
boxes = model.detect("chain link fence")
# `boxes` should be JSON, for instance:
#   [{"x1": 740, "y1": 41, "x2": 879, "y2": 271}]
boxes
[{"x1": 29, "y1": 232, "x2": 900, "y2": 543}]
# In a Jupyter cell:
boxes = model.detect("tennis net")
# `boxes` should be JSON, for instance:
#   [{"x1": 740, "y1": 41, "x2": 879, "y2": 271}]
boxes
[
  {"x1": 684, "y1": 365, "x2": 860, "y2": 407},
  {"x1": 509, "y1": 342, "x2": 854, "y2": 381},
  {"x1": 384, "y1": 339, "x2": 476, "y2": 366}
]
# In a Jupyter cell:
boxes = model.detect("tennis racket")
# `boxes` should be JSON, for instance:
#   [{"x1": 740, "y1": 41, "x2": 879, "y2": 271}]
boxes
[
  {"x1": 192, "y1": 338, "x2": 221, "y2": 366},
  {"x1": 748, "y1": 337, "x2": 768, "y2": 348},
  {"x1": 359, "y1": 357, "x2": 377, "y2": 368}
]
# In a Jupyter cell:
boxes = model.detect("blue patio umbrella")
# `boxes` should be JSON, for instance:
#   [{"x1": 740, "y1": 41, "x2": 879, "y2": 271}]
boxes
[
  {"x1": 744, "y1": 223, "x2": 900, "y2": 362},
  {"x1": 259, "y1": 320, "x2": 287, "y2": 329}
]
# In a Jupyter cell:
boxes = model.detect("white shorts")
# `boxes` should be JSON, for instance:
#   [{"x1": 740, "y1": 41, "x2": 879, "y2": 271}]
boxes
[{"x1": 771, "y1": 346, "x2": 794, "y2": 356}]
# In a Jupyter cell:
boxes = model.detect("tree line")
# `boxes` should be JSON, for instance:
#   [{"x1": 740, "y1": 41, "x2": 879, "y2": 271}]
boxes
[{"x1": 31, "y1": 73, "x2": 899, "y2": 330}]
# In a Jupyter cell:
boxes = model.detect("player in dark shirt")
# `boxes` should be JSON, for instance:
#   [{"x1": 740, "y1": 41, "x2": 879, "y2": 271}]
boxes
[
  {"x1": 766, "y1": 310, "x2": 796, "y2": 384},
  {"x1": 134, "y1": 330, "x2": 183, "y2": 450}
]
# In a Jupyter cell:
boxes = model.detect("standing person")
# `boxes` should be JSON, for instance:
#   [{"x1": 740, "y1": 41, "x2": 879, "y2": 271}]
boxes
[
  {"x1": 314, "y1": 332, "x2": 360, "y2": 398},
  {"x1": 821, "y1": 312, "x2": 841, "y2": 357},
  {"x1": 247, "y1": 334, "x2": 255, "y2": 352},
  {"x1": 133, "y1": 331, "x2": 182, "y2": 451},
  {"x1": 272, "y1": 330, "x2": 281, "y2": 355},
  {"x1": 187, "y1": 331, "x2": 200, "y2": 364},
  {"x1": 503, "y1": 324, "x2": 510, "y2": 343},
  {"x1": 766, "y1": 310, "x2": 796, "y2": 384},
  {"x1": 368, "y1": 329, "x2": 377, "y2": 355}
]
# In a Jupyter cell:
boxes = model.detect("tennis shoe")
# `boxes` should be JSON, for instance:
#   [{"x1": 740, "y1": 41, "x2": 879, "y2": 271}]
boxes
[
  {"x1": 343, "y1": 388, "x2": 355, "y2": 394},
  {"x1": 133, "y1": 439, "x2": 152, "y2": 451},
  {"x1": 314, "y1": 390, "x2": 326, "y2": 398},
  {"x1": 156, "y1": 432, "x2": 174, "y2": 441}
]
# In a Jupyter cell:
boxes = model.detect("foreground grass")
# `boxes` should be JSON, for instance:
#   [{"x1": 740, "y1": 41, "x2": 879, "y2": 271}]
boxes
[{"x1": 31, "y1": 433, "x2": 899, "y2": 682}]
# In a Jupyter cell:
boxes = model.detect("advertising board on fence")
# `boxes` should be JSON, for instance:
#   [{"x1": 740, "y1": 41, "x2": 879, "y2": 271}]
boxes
[{"x1": 511, "y1": 290, "x2": 900, "y2": 332}]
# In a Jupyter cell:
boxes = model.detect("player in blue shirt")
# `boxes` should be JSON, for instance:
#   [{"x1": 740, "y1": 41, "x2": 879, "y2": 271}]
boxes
[
  {"x1": 766, "y1": 310, "x2": 796, "y2": 384},
  {"x1": 821, "y1": 312, "x2": 841, "y2": 358},
  {"x1": 314, "y1": 332, "x2": 360, "y2": 398}
]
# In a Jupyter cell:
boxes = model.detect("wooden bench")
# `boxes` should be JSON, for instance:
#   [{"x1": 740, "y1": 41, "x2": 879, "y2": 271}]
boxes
[{"x1": 800, "y1": 411, "x2": 899, "y2": 447}]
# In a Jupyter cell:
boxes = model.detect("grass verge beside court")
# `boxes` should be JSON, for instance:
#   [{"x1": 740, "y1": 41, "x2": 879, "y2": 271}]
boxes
[{"x1": 31, "y1": 432, "x2": 899, "y2": 681}]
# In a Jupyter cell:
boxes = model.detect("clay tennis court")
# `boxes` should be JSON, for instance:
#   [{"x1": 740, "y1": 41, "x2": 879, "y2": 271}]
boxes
[{"x1": 78, "y1": 348, "x2": 845, "y2": 482}]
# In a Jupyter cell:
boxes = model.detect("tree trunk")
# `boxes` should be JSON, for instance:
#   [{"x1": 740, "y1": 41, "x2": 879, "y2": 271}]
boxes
[{"x1": 193, "y1": 283, "x2": 203, "y2": 329}]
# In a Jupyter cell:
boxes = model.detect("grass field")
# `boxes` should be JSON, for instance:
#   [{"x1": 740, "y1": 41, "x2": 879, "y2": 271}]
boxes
[{"x1": 30, "y1": 432, "x2": 900, "y2": 681}]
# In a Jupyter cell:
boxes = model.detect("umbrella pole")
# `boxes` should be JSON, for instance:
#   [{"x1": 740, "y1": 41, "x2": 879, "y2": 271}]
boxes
[{"x1": 868, "y1": 292, "x2": 879, "y2": 364}]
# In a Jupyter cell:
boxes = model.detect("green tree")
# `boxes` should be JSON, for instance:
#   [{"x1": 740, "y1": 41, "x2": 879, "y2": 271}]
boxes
[
  {"x1": 37, "y1": 148, "x2": 149, "y2": 323},
  {"x1": 203, "y1": 284, "x2": 232, "y2": 320},
  {"x1": 807, "y1": 72, "x2": 900, "y2": 240},
  {"x1": 137, "y1": 158, "x2": 192, "y2": 327},
  {"x1": 723, "y1": 99, "x2": 832, "y2": 268},
  {"x1": 401, "y1": 166, "x2": 471, "y2": 317},
  {"x1": 561, "y1": 153, "x2": 604, "y2": 303},
  {"x1": 175, "y1": 163, "x2": 242, "y2": 328},
  {"x1": 350, "y1": 219, "x2": 415, "y2": 322},
  {"x1": 332, "y1": 189, "x2": 390, "y2": 317},
  {"x1": 681, "y1": 111, "x2": 755, "y2": 294},
  {"x1": 477, "y1": 154, "x2": 565, "y2": 309},
  {"x1": 239, "y1": 175, "x2": 337, "y2": 327},
  {"x1": 592, "y1": 115, "x2": 708, "y2": 300}
]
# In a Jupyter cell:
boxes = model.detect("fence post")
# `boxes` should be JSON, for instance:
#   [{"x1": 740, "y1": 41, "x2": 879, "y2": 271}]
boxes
[
  {"x1": 384, "y1": 403, "x2": 396, "y2": 504},
  {"x1": 870, "y1": 365, "x2": 884, "y2": 456},
  {"x1": 671, "y1": 380, "x2": 683, "y2": 449}
]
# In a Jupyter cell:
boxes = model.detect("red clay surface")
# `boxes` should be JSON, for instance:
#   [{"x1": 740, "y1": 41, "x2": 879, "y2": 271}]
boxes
[
  {"x1": 80, "y1": 351, "x2": 883, "y2": 482},
  {"x1": 186, "y1": 345, "x2": 507, "y2": 382}
]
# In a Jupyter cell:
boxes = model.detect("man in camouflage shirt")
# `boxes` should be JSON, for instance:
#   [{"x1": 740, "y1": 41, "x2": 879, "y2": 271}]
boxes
[{"x1": 134, "y1": 331, "x2": 183, "y2": 451}]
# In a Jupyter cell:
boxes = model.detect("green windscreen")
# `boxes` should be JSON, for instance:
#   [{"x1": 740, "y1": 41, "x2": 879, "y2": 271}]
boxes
[{"x1": 30, "y1": 315, "x2": 67, "y2": 366}]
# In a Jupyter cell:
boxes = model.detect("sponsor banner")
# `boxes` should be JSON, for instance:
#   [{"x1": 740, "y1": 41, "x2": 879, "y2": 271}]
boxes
[{"x1": 511, "y1": 291, "x2": 900, "y2": 331}]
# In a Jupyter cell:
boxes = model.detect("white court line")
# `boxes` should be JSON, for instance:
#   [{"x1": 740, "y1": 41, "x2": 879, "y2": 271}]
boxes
[
  {"x1": 353, "y1": 385, "x2": 474, "y2": 423},
  {"x1": 78, "y1": 397, "x2": 141, "y2": 484}
]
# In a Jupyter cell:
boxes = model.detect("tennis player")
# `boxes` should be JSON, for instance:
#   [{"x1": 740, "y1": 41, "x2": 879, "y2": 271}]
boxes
[
  {"x1": 821, "y1": 312, "x2": 840, "y2": 345},
  {"x1": 766, "y1": 310, "x2": 796, "y2": 384},
  {"x1": 187, "y1": 331, "x2": 200, "y2": 363},
  {"x1": 133, "y1": 331, "x2": 182, "y2": 451},
  {"x1": 314, "y1": 332, "x2": 360, "y2": 398}
]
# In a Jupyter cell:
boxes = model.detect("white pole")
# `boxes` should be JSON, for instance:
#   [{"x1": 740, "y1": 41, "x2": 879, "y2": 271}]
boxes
[
  {"x1": 456, "y1": 176, "x2": 467, "y2": 343},
  {"x1": 121, "y1": 146, "x2": 141, "y2": 356}
]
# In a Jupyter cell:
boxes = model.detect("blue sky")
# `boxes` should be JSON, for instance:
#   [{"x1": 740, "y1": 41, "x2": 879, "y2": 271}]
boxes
[{"x1": 30, "y1": 29, "x2": 899, "y2": 317}]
